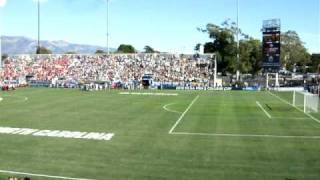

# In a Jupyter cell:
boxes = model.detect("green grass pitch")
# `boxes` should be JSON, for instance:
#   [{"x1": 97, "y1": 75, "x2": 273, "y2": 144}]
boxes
[{"x1": 0, "y1": 88, "x2": 320, "y2": 180}]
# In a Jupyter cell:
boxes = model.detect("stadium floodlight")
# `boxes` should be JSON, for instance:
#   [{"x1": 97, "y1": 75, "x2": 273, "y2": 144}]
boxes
[
  {"x1": 37, "y1": 0, "x2": 40, "y2": 54},
  {"x1": 236, "y1": 0, "x2": 240, "y2": 81},
  {"x1": 106, "y1": 0, "x2": 110, "y2": 55},
  {"x1": 0, "y1": 13, "x2": 2, "y2": 69},
  {"x1": 293, "y1": 91, "x2": 319, "y2": 113},
  {"x1": 0, "y1": 1, "x2": 4, "y2": 69},
  {"x1": 213, "y1": 54, "x2": 217, "y2": 88}
]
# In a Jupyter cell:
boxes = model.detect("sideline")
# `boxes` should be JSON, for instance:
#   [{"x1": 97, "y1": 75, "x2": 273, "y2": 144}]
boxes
[
  {"x1": 119, "y1": 92, "x2": 178, "y2": 96},
  {"x1": 0, "y1": 95, "x2": 28, "y2": 102},
  {"x1": 0, "y1": 169, "x2": 96, "y2": 180}
]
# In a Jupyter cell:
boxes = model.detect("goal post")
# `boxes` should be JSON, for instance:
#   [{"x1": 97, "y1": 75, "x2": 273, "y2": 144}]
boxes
[
  {"x1": 293, "y1": 90, "x2": 304, "y2": 109},
  {"x1": 293, "y1": 91, "x2": 319, "y2": 113},
  {"x1": 305, "y1": 93, "x2": 319, "y2": 113}
]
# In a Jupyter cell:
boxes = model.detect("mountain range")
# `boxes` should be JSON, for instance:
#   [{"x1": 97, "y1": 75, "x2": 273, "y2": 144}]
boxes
[{"x1": 1, "y1": 36, "x2": 115, "y2": 54}]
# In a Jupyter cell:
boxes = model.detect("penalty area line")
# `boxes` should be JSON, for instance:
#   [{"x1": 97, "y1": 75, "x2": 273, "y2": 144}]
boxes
[
  {"x1": 256, "y1": 101, "x2": 272, "y2": 119},
  {"x1": 171, "y1": 132, "x2": 320, "y2": 139},
  {"x1": 0, "y1": 169, "x2": 96, "y2": 180},
  {"x1": 168, "y1": 95, "x2": 199, "y2": 134}
]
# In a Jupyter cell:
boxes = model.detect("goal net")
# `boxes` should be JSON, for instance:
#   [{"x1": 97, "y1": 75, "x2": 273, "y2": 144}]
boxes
[{"x1": 293, "y1": 91, "x2": 319, "y2": 113}]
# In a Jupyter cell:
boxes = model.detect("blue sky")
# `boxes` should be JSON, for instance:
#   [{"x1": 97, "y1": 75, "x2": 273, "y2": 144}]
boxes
[{"x1": 1, "y1": 0, "x2": 319, "y2": 53}]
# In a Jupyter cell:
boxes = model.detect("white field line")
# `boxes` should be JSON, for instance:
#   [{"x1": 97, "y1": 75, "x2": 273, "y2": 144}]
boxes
[
  {"x1": 272, "y1": 117, "x2": 310, "y2": 120},
  {"x1": 1, "y1": 95, "x2": 28, "y2": 102},
  {"x1": 163, "y1": 103, "x2": 182, "y2": 114},
  {"x1": 119, "y1": 92, "x2": 178, "y2": 96},
  {"x1": 256, "y1": 101, "x2": 272, "y2": 119},
  {"x1": 171, "y1": 132, "x2": 320, "y2": 139},
  {"x1": 168, "y1": 95, "x2": 200, "y2": 134},
  {"x1": 0, "y1": 169, "x2": 96, "y2": 180},
  {"x1": 267, "y1": 91, "x2": 320, "y2": 124}
]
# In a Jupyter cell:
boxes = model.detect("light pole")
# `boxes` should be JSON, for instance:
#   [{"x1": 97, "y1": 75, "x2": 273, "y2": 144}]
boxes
[
  {"x1": 0, "y1": 10, "x2": 2, "y2": 69},
  {"x1": 0, "y1": 2, "x2": 5, "y2": 68},
  {"x1": 106, "y1": 0, "x2": 110, "y2": 55},
  {"x1": 213, "y1": 54, "x2": 217, "y2": 88},
  {"x1": 236, "y1": 0, "x2": 240, "y2": 81},
  {"x1": 37, "y1": 0, "x2": 40, "y2": 54}
]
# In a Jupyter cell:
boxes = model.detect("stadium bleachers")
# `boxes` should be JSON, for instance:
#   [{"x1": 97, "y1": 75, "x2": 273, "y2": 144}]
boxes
[{"x1": 0, "y1": 54, "x2": 212, "y2": 88}]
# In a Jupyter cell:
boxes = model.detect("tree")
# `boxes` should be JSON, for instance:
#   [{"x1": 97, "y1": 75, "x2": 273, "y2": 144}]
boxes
[
  {"x1": 36, "y1": 47, "x2": 52, "y2": 54},
  {"x1": 144, "y1": 46, "x2": 156, "y2": 53},
  {"x1": 203, "y1": 42, "x2": 215, "y2": 53},
  {"x1": 117, "y1": 44, "x2": 136, "y2": 53},
  {"x1": 281, "y1": 31, "x2": 311, "y2": 72},
  {"x1": 310, "y1": 54, "x2": 320, "y2": 73},
  {"x1": 1, "y1": 53, "x2": 8, "y2": 60},
  {"x1": 65, "y1": 51, "x2": 77, "y2": 54},
  {"x1": 198, "y1": 20, "x2": 246, "y2": 74},
  {"x1": 95, "y1": 50, "x2": 105, "y2": 54},
  {"x1": 239, "y1": 38, "x2": 263, "y2": 74},
  {"x1": 194, "y1": 43, "x2": 201, "y2": 52}
]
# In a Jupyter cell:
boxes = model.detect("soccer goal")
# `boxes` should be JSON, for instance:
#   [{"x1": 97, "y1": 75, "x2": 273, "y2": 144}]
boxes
[{"x1": 293, "y1": 91, "x2": 319, "y2": 113}]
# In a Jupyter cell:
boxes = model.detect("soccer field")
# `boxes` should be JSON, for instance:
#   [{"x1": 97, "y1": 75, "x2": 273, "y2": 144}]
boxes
[{"x1": 0, "y1": 88, "x2": 320, "y2": 180}]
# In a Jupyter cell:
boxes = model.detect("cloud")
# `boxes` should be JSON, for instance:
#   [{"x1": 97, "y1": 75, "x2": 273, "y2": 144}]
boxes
[{"x1": 0, "y1": 0, "x2": 7, "y2": 7}]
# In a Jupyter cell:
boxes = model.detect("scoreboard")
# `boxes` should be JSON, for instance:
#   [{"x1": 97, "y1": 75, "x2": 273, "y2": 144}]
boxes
[{"x1": 262, "y1": 19, "x2": 281, "y2": 72}]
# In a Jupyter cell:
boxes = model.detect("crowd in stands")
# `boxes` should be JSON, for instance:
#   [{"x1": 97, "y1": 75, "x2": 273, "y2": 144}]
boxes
[
  {"x1": 2, "y1": 54, "x2": 320, "y2": 93},
  {"x1": 0, "y1": 54, "x2": 213, "y2": 89}
]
